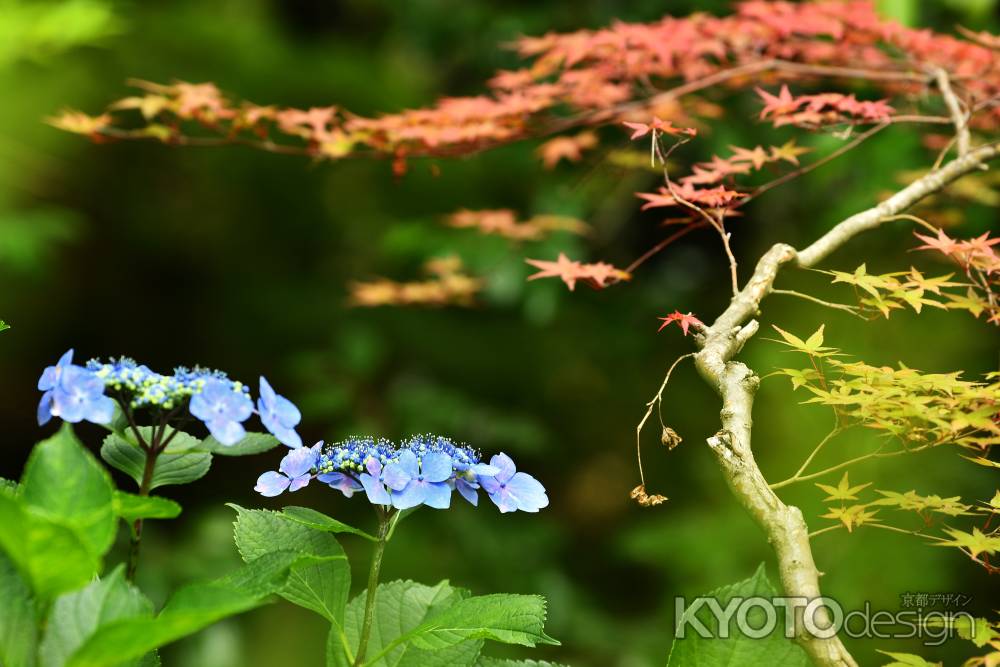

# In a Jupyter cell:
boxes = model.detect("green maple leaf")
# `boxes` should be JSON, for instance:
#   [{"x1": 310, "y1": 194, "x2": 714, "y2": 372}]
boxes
[
  {"x1": 816, "y1": 472, "x2": 870, "y2": 502},
  {"x1": 935, "y1": 527, "x2": 1000, "y2": 559}
]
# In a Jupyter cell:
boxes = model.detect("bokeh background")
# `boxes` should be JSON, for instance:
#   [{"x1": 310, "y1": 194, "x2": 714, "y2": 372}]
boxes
[{"x1": 1, "y1": 0, "x2": 998, "y2": 665}]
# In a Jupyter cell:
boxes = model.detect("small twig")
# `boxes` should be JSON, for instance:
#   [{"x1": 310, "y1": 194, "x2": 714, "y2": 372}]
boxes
[
  {"x1": 785, "y1": 427, "x2": 843, "y2": 483},
  {"x1": 741, "y1": 122, "x2": 888, "y2": 206},
  {"x1": 933, "y1": 68, "x2": 971, "y2": 157},
  {"x1": 654, "y1": 138, "x2": 740, "y2": 295},
  {"x1": 771, "y1": 289, "x2": 864, "y2": 317},
  {"x1": 624, "y1": 221, "x2": 709, "y2": 274},
  {"x1": 636, "y1": 353, "x2": 694, "y2": 487},
  {"x1": 770, "y1": 443, "x2": 933, "y2": 490}
]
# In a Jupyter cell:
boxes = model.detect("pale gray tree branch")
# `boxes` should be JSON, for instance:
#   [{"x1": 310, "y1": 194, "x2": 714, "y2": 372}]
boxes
[{"x1": 687, "y1": 140, "x2": 999, "y2": 667}]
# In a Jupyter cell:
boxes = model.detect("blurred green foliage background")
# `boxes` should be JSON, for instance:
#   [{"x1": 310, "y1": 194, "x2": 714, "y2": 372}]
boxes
[{"x1": 1, "y1": 0, "x2": 997, "y2": 665}]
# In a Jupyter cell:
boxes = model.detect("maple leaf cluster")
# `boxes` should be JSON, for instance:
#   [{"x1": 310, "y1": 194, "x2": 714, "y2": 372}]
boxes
[
  {"x1": 445, "y1": 209, "x2": 588, "y2": 241},
  {"x1": 756, "y1": 86, "x2": 893, "y2": 128},
  {"x1": 773, "y1": 326, "x2": 1000, "y2": 451},
  {"x1": 914, "y1": 228, "x2": 1000, "y2": 324},
  {"x1": 536, "y1": 131, "x2": 598, "y2": 169},
  {"x1": 54, "y1": 1, "x2": 1000, "y2": 164},
  {"x1": 524, "y1": 253, "x2": 630, "y2": 291},
  {"x1": 348, "y1": 257, "x2": 482, "y2": 307},
  {"x1": 636, "y1": 183, "x2": 744, "y2": 211}
]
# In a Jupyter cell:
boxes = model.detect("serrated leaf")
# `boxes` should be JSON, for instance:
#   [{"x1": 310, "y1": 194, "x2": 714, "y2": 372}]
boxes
[
  {"x1": 280, "y1": 506, "x2": 376, "y2": 541},
  {"x1": 935, "y1": 527, "x2": 1000, "y2": 559},
  {"x1": 198, "y1": 432, "x2": 280, "y2": 456},
  {"x1": 0, "y1": 550, "x2": 38, "y2": 667},
  {"x1": 65, "y1": 551, "x2": 319, "y2": 667},
  {"x1": 20, "y1": 425, "x2": 116, "y2": 557},
  {"x1": 816, "y1": 472, "x2": 870, "y2": 502},
  {"x1": 333, "y1": 580, "x2": 482, "y2": 667},
  {"x1": 666, "y1": 564, "x2": 809, "y2": 667},
  {"x1": 112, "y1": 492, "x2": 181, "y2": 523},
  {"x1": 39, "y1": 566, "x2": 152, "y2": 667},
  {"x1": 230, "y1": 505, "x2": 351, "y2": 626},
  {"x1": 101, "y1": 434, "x2": 211, "y2": 490},
  {"x1": 403, "y1": 594, "x2": 559, "y2": 651}
]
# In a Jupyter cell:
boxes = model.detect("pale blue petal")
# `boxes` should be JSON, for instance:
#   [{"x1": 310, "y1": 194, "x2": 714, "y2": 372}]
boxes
[
  {"x1": 288, "y1": 474, "x2": 312, "y2": 492},
  {"x1": 391, "y1": 480, "x2": 427, "y2": 510},
  {"x1": 489, "y1": 452, "x2": 517, "y2": 484},
  {"x1": 421, "y1": 452, "x2": 452, "y2": 483},
  {"x1": 84, "y1": 395, "x2": 115, "y2": 425},
  {"x1": 280, "y1": 446, "x2": 316, "y2": 478},
  {"x1": 396, "y1": 450, "x2": 419, "y2": 477},
  {"x1": 207, "y1": 418, "x2": 246, "y2": 446},
  {"x1": 506, "y1": 472, "x2": 548, "y2": 512},
  {"x1": 37, "y1": 391, "x2": 53, "y2": 426},
  {"x1": 255, "y1": 471, "x2": 290, "y2": 497},
  {"x1": 456, "y1": 479, "x2": 479, "y2": 506},
  {"x1": 423, "y1": 482, "x2": 452, "y2": 509},
  {"x1": 382, "y1": 463, "x2": 410, "y2": 491},
  {"x1": 360, "y1": 474, "x2": 392, "y2": 505}
]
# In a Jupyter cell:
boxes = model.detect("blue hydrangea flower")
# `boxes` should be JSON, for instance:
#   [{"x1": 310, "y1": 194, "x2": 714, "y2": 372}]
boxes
[
  {"x1": 257, "y1": 434, "x2": 547, "y2": 514},
  {"x1": 38, "y1": 350, "x2": 115, "y2": 426},
  {"x1": 479, "y1": 453, "x2": 549, "y2": 513},
  {"x1": 385, "y1": 450, "x2": 453, "y2": 510},
  {"x1": 189, "y1": 378, "x2": 253, "y2": 445},
  {"x1": 257, "y1": 376, "x2": 302, "y2": 448},
  {"x1": 254, "y1": 442, "x2": 321, "y2": 497}
]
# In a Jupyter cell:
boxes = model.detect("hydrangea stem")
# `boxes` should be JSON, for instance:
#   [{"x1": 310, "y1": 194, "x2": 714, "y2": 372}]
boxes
[
  {"x1": 354, "y1": 509, "x2": 393, "y2": 667},
  {"x1": 125, "y1": 445, "x2": 158, "y2": 581}
]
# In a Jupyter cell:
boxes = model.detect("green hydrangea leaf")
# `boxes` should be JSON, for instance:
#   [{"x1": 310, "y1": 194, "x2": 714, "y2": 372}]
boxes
[
  {"x1": 39, "y1": 565, "x2": 152, "y2": 667},
  {"x1": 198, "y1": 432, "x2": 280, "y2": 456},
  {"x1": 100, "y1": 433, "x2": 211, "y2": 490},
  {"x1": 112, "y1": 492, "x2": 181, "y2": 523},
  {"x1": 20, "y1": 424, "x2": 116, "y2": 557},
  {"x1": 666, "y1": 563, "x2": 809, "y2": 667},
  {"x1": 0, "y1": 550, "x2": 38, "y2": 667},
  {"x1": 331, "y1": 580, "x2": 482, "y2": 667},
  {"x1": 281, "y1": 506, "x2": 376, "y2": 542},
  {"x1": 230, "y1": 505, "x2": 351, "y2": 627},
  {"x1": 65, "y1": 550, "x2": 323, "y2": 667}
]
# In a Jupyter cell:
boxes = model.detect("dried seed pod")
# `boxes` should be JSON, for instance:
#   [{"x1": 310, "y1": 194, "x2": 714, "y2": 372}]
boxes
[
  {"x1": 630, "y1": 484, "x2": 668, "y2": 507},
  {"x1": 661, "y1": 426, "x2": 682, "y2": 450}
]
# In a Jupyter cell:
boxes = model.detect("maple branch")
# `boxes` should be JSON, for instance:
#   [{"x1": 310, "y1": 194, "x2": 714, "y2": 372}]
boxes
[
  {"x1": 769, "y1": 443, "x2": 931, "y2": 491},
  {"x1": 796, "y1": 142, "x2": 1000, "y2": 268},
  {"x1": 740, "y1": 122, "x2": 888, "y2": 207},
  {"x1": 933, "y1": 67, "x2": 972, "y2": 157},
  {"x1": 688, "y1": 141, "x2": 1000, "y2": 667},
  {"x1": 624, "y1": 221, "x2": 708, "y2": 274},
  {"x1": 770, "y1": 289, "x2": 864, "y2": 317}
]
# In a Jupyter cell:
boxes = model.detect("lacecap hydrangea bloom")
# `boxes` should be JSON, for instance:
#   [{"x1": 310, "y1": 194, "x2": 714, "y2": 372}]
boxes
[
  {"x1": 36, "y1": 350, "x2": 303, "y2": 448},
  {"x1": 255, "y1": 434, "x2": 549, "y2": 513}
]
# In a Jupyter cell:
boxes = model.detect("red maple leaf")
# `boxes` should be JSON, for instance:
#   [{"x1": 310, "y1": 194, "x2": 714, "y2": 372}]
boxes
[
  {"x1": 622, "y1": 117, "x2": 696, "y2": 140},
  {"x1": 657, "y1": 310, "x2": 704, "y2": 336},
  {"x1": 756, "y1": 85, "x2": 801, "y2": 119},
  {"x1": 525, "y1": 253, "x2": 629, "y2": 291}
]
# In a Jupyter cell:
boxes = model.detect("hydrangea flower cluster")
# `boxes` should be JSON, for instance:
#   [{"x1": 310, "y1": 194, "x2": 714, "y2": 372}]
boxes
[
  {"x1": 37, "y1": 350, "x2": 303, "y2": 448},
  {"x1": 255, "y1": 435, "x2": 549, "y2": 513}
]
